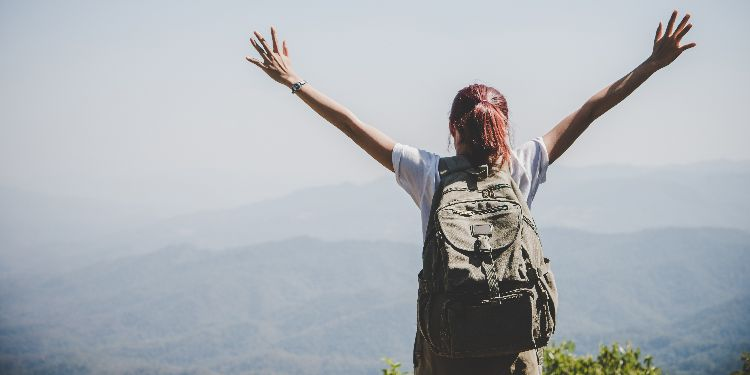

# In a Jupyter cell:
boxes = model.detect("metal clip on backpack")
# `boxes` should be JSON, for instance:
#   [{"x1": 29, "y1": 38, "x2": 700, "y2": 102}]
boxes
[{"x1": 417, "y1": 155, "x2": 558, "y2": 358}]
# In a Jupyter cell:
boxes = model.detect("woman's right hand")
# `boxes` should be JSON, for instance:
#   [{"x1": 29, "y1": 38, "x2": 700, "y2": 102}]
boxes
[
  {"x1": 244, "y1": 25, "x2": 395, "y2": 172},
  {"x1": 246, "y1": 26, "x2": 301, "y2": 87}
]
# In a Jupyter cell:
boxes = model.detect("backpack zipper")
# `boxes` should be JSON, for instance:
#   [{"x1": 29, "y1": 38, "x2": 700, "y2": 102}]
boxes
[{"x1": 480, "y1": 288, "x2": 534, "y2": 304}]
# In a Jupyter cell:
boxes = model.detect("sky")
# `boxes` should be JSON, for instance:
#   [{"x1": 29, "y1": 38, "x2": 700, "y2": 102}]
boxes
[{"x1": 0, "y1": 0, "x2": 748, "y2": 219}]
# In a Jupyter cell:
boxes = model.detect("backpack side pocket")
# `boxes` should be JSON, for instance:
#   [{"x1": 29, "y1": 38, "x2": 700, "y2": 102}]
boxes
[{"x1": 537, "y1": 257, "x2": 558, "y2": 340}]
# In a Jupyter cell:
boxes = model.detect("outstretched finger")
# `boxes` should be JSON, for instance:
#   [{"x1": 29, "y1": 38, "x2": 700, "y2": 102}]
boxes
[
  {"x1": 679, "y1": 42, "x2": 697, "y2": 52},
  {"x1": 283, "y1": 40, "x2": 289, "y2": 57},
  {"x1": 271, "y1": 26, "x2": 280, "y2": 53},
  {"x1": 673, "y1": 13, "x2": 691, "y2": 37},
  {"x1": 654, "y1": 22, "x2": 663, "y2": 44},
  {"x1": 665, "y1": 10, "x2": 678, "y2": 36},
  {"x1": 250, "y1": 38, "x2": 270, "y2": 63},
  {"x1": 675, "y1": 23, "x2": 692, "y2": 43},
  {"x1": 245, "y1": 56, "x2": 267, "y2": 69},
  {"x1": 254, "y1": 31, "x2": 275, "y2": 59}
]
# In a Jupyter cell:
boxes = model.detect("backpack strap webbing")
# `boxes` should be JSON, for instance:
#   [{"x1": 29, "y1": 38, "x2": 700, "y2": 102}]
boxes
[
  {"x1": 439, "y1": 155, "x2": 491, "y2": 190},
  {"x1": 440, "y1": 155, "x2": 513, "y2": 178},
  {"x1": 438, "y1": 155, "x2": 476, "y2": 177}
]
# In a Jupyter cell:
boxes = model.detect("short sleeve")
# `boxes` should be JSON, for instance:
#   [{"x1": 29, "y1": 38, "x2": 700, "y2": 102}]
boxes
[
  {"x1": 392, "y1": 143, "x2": 441, "y2": 208},
  {"x1": 510, "y1": 136, "x2": 550, "y2": 207}
]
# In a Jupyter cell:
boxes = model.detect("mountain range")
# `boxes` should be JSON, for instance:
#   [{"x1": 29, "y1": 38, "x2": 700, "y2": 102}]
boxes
[
  {"x1": 1, "y1": 161, "x2": 749, "y2": 374},
  {"x1": 1, "y1": 228, "x2": 748, "y2": 374},
  {"x1": 2, "y1": 161, "x2": 748, "y2": 274}
]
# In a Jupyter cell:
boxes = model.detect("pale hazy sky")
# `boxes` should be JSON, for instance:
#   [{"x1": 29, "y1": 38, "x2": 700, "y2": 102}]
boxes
[{"x1": 1, "y1": 0, "x2": 747, "y2": 218}]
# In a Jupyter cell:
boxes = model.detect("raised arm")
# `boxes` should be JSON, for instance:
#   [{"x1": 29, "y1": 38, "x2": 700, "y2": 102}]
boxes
[
  {"x1": 542, "y1": 10, "x2": 696, "y2": 164},
  {"x1": 245, "y1": 27, "x2": 396, "y2": 172}
]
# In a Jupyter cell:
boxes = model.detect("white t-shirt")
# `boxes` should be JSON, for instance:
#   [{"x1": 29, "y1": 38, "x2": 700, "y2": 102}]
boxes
[{"x1": 392, "y1": 136, "x2": 550, "y2": 242}]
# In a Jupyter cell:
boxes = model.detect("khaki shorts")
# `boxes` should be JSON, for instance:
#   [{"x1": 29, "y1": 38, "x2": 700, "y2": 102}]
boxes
[{"x1": 413, "y1": 330, "x2": 542, "y2": 375}]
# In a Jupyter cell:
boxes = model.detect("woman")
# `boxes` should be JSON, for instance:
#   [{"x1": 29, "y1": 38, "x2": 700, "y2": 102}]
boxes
[{"x1": 245, "y1": 10, "x2": 695, "y2": 375}]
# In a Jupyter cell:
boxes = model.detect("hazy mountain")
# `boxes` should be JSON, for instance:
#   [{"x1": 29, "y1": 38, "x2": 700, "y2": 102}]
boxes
[
  {"x1": 0, "y1": 237, "x2": 420, "y2": 375},
  {"x1": 540, "y1": 227, "x2": 750, "y2": 375},
  {"x1": 625, "y1": 293, "x2": 750, "y2": 375},
  {"x1": 534, "y1": 160, "x2": 750, "y2": 233},
  {"x1": 5, "y1": 160, "x2": 746, "y2": 276},
  {"x1": 0, "y1": 178, "x2": 420, "y2": 275},
  {"x1": 0, "y1": 186, "x2": 152, "y2": 248},
  {"x1": 1, "y1": 228, "x2": 748, "y2": 374},
  {"x1": 0, "y1": 185, "x2": 152, "y2": 274}
]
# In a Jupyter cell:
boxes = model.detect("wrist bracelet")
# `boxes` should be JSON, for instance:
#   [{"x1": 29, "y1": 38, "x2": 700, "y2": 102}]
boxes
[{"x1": 291, "y1": 80, "x2": 307, "y2": 94}]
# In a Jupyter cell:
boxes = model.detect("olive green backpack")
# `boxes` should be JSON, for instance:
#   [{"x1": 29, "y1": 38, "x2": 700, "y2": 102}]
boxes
[{"x1": 417, "y1": 155, "x2": 558, "y2": 358}]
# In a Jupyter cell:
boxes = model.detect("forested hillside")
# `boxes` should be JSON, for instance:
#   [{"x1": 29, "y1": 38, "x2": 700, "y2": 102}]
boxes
[{"x1": 1, "y1": 228, "x2": 747, "y2": 374}]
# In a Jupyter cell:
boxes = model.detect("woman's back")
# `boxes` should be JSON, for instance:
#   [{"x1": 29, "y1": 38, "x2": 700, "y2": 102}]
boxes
[{"x1": 392, "y1": 137, "x2": 550, "y2": 241}]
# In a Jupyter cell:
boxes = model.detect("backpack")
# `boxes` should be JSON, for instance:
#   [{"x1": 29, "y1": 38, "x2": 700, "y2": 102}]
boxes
[{"x1": 416, "y1": 155, "x2": 558, "y2": 358}]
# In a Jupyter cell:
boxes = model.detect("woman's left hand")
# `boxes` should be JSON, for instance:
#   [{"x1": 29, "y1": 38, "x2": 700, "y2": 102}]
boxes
[
  {"x1": 246, "y1": 26, "x2": 301, "y2": 87},
  {"x1": 647, "y1": 10, "x2": 697, "y2": 70}
]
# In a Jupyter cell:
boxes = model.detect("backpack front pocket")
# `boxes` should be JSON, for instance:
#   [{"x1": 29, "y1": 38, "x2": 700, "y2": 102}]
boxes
[
  {"x1": 444, "y1": 289, "x2": 537, "y2": 357},
  {"x1": 436, "y1": 199, "x2": 524, "y2": 292},
  {"x1": 437, "y1": 199, "x2": 523, "y2": 253}
]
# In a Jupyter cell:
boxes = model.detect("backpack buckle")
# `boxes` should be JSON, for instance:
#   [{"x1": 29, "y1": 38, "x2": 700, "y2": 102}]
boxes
[
  {"x1": 471, "y1": 224, "x2": 493, "y2": 237},
  {"x1": 468, "y1": 164, "x2": 489, "y2": 180},
  {"x1": 472, "y1": 224, "x2": 494, "y2": 254},
  {"x1": 526, "y1": 264, "x2": 542, "y2": 282}
]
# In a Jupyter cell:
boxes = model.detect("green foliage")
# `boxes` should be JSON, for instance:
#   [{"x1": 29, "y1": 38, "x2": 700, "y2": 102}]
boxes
[
  {"x1": 543, "y1": 341, "x2": 661, "y2": 375},
  {"x1": 730, "y1": 352, "x2": 750, "y2": 375},
  {"x1": 381, "y1": 341, "x2": 661, "y2": 375},
  {"x1": 381, "y1": 357, "x2": 412, "y2": 375}
]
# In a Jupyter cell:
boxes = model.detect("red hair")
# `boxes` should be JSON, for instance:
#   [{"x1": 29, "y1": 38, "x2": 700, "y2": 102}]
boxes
[{"x1": 448, "y1": 83, "x2": 511, "y2": 169}]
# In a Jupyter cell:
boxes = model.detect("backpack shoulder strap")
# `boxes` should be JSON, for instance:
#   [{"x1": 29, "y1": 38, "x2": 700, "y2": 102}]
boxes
[
  {"x1": 423, "y1": 156, "x2": 468, "y2": 253},
  {"x1": 438, "y1": 155, "x2": 474, "y2": 177}
]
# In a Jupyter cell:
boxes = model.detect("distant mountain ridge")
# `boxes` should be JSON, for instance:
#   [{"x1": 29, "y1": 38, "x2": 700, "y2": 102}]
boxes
[
  {"x1": 1, "y1": 228, "x2": 748, "y2": 374},
  {"x1": 4, "y1": 160, "x2": 747, "y2": 275}
]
